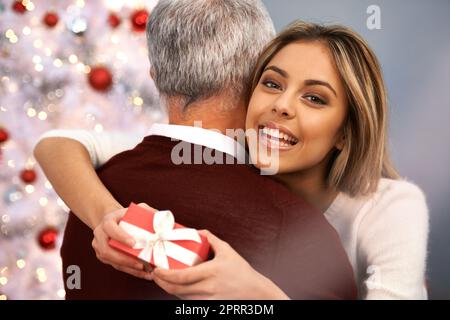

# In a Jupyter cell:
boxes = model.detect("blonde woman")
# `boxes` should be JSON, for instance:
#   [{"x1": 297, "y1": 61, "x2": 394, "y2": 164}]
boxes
[{"x1": 35, "y1": 21, "x2": 429, "y2": 299}]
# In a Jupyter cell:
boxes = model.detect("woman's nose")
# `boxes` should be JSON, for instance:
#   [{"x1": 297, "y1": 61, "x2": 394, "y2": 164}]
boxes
[{"x1": 271, "y1": 94, "x2": 296, "y2": 119}]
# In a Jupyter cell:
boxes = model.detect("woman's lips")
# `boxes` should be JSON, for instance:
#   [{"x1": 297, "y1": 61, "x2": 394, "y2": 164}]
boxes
[{"x1": 257, "y1": 123, "x2": 299, "y2": 151}]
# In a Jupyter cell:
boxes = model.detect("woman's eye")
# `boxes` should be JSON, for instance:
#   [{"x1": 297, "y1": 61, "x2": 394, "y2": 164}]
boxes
[
  {"x1": 304, "y1": 95, "x2": 326, "y2": 105},
  {"x1": 262, "y1": 80, "x2": 281, "y2": 90}
]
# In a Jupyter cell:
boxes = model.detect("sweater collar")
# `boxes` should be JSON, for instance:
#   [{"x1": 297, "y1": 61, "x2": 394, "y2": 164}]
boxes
[{"x1": 147, "y1": 123, "x2": 247, "y2": 163}]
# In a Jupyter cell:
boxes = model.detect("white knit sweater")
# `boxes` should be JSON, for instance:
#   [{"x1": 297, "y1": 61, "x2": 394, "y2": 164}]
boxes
[
  {"x1": 38, "y1": 129, "x2": 430, "y2": 299},
  {"x1": 324, "y1": 178, "x2": 429, "y2": 299}
]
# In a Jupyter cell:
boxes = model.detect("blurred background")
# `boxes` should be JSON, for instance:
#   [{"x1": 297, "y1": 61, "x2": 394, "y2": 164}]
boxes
[{"x1": 0, "y1": 0, "x2": 449, "y2": 299}]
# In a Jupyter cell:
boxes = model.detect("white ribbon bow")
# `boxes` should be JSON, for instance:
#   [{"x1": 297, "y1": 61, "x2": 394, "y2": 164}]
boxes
[{"x1": 119, "y1": 210, "x2": 202, "y2": 269}]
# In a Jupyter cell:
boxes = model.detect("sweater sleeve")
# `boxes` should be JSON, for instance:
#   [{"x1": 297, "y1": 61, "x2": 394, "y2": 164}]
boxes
[
  {"x1": 356, "y1": 180, "x2": 429, "y2": 299},
  {"x1": 38, "y1": 129, "x2": 144, "y2": 168}
]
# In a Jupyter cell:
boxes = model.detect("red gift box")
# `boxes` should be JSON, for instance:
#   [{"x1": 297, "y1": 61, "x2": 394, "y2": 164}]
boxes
[{"x1": 109, "y1": 203, "x2": 210, "y2": 270}]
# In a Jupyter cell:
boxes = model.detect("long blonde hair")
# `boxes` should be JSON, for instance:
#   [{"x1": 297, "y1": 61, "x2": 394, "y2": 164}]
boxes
[{"x1": 247, "y1": 21, "x2": 400, "y2": 197}]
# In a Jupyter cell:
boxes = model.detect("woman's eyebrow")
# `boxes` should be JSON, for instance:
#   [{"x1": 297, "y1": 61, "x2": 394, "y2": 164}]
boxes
[
  {"x1": 262, "y1": 67, "x2": 338, "y2": 97},
  {"x1": 304, "y1": 79, "x2": 337, "y2": 97},
  {"x1": 263, "y1": 65, "x2": 288, "y2": 78}
]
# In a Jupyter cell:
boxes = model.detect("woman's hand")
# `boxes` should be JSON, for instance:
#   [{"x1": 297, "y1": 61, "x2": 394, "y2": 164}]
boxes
[
  {"x1": 91, "y1": 203, "x2": 155, "y2": 281},
  {"x1": 152, "y1": 230, "x2": 290, "y2": 300}
]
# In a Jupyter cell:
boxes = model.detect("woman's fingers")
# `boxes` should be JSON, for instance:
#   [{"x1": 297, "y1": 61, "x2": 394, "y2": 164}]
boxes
[
  {"x1": 103, "y1": 210, "x2": 135, "y2": 246},
  {"x1": 93, "y1": 225, "x2": 143, "y2": 270},
  {"x1": 105, "y1": 248, "x2": 143, "y2": 269},
  {"x1": 152, "y1": 230, "x2": 234, "y2": 285},
  {"x1": 198, "y1": 229, "x2": 229, "y2": 255},
  {"x1": 137, "y1": 202, "x2": 157, "y2": 211},
  {"x1": 110, "y1": 207, "x2": 128, "y2": 220},
  {"x1": 153, "y1": 261, "x2": 215, "y2": 285},
  {"x1": 153, "y1": 275, "x2": 209, "y2": 297},
  {"x1": 101, "y1": 204, "x2": 157, "y2": 248}
]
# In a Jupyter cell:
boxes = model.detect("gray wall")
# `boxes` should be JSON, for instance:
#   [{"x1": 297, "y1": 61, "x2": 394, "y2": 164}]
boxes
[{"x1": 261, "y1": 0, "x2": 450, "y2": 299}]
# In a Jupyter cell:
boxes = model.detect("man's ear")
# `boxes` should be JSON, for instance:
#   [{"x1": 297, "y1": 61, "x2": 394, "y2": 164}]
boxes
[{"x1": 149, "y1": 67, "x2": 155, "y2": 81}]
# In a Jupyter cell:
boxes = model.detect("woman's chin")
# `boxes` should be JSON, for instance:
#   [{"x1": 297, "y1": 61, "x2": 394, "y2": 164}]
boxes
[{"x1": 249, "y1": 154, "x2": 292, "y2": 175}]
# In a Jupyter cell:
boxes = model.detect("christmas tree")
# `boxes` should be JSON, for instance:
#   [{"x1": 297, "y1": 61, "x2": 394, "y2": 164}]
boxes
[{"x1": 0, "y1": 0, "x2": 163, "y2": 299}]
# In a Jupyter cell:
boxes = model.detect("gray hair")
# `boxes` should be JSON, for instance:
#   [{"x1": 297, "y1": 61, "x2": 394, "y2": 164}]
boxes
[{"x1": 146, "y1": 0, "x2": 275, "y2": 107}]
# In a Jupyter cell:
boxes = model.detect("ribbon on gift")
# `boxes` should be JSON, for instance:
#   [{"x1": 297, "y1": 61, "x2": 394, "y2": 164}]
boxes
[{"x1": 119, "y1": 210, "x2": 203, "y2": 269}]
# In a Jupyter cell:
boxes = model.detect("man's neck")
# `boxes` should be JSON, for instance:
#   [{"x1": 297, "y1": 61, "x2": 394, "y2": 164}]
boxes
[{"x1": 165, "y1": 94, "x2": 247, "y2": 134}]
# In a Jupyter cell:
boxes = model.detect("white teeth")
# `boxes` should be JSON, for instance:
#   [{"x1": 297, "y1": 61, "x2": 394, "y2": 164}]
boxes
[
  {"x1": 260, "y1": 126, "x2": 297, "y2": 145},
  {"x1": 272, "y1": 130, "x2": 280, "y2": 138},
  {"x1": 268, "y1": 128, "x2": 277, "y2": 137}
]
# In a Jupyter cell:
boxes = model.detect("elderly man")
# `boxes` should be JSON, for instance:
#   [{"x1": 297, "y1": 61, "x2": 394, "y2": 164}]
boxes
[{"x1": 35, "y1": 0, "x2": 356, "y2": 299}]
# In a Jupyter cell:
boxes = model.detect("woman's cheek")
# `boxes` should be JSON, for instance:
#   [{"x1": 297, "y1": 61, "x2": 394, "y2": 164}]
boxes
[{"x1": 285, "y1": 137, "x2": 330, "y2": 171}]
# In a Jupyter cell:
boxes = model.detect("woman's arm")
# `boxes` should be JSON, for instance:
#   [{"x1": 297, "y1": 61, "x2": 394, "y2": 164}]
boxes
[
  {"x1": 358, "y1": 180, "x2": 429, "y2": 299},
  {"x1": 34, "y1": 130, "x2": 154, "y2": 280},
  {"x1": 33, "y1": 130, "x2": 143, "y2": 229}
]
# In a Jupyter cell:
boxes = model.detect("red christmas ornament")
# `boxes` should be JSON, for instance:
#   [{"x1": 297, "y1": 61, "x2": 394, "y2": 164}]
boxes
[
  {"x1": 88, "y1": 66, "x2": 113, "y2": 92},
  {"x1": 0, "y1": 128, "x2": 9, "y2": 143},
  {"x1": 130, "y1": 9, "x2": 148, "y2": 32},
  {"x1": 20, "y1": 168, "x2": 37, "y2": 184},
  {"x1": 38, "y1": 227, "x2": 58, "y2": 250},
  {"x1": 43, "y1": 11, "x2": 59, "y2": 28},
  {"x1": 108, "y1": 12, "x2": 121, "y2": 28},
  {"x1": 12, "y1": 1, "x2": 26, "y2": 14}
]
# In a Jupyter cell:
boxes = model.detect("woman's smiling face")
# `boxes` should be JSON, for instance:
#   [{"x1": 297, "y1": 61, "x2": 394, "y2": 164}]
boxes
[{"x1": 246, "y1": 40, "x2": 349, "y2": 175}]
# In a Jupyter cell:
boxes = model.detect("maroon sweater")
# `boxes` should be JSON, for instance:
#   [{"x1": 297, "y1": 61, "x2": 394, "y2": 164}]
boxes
[{"x1": 61, "y1": 135, "x2": 356, "y2": 299}]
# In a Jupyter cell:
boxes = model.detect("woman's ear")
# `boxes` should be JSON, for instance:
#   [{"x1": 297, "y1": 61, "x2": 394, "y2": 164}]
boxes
[{"x1": 335, "y1": 134, "x2": 345, "y2": 151}]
